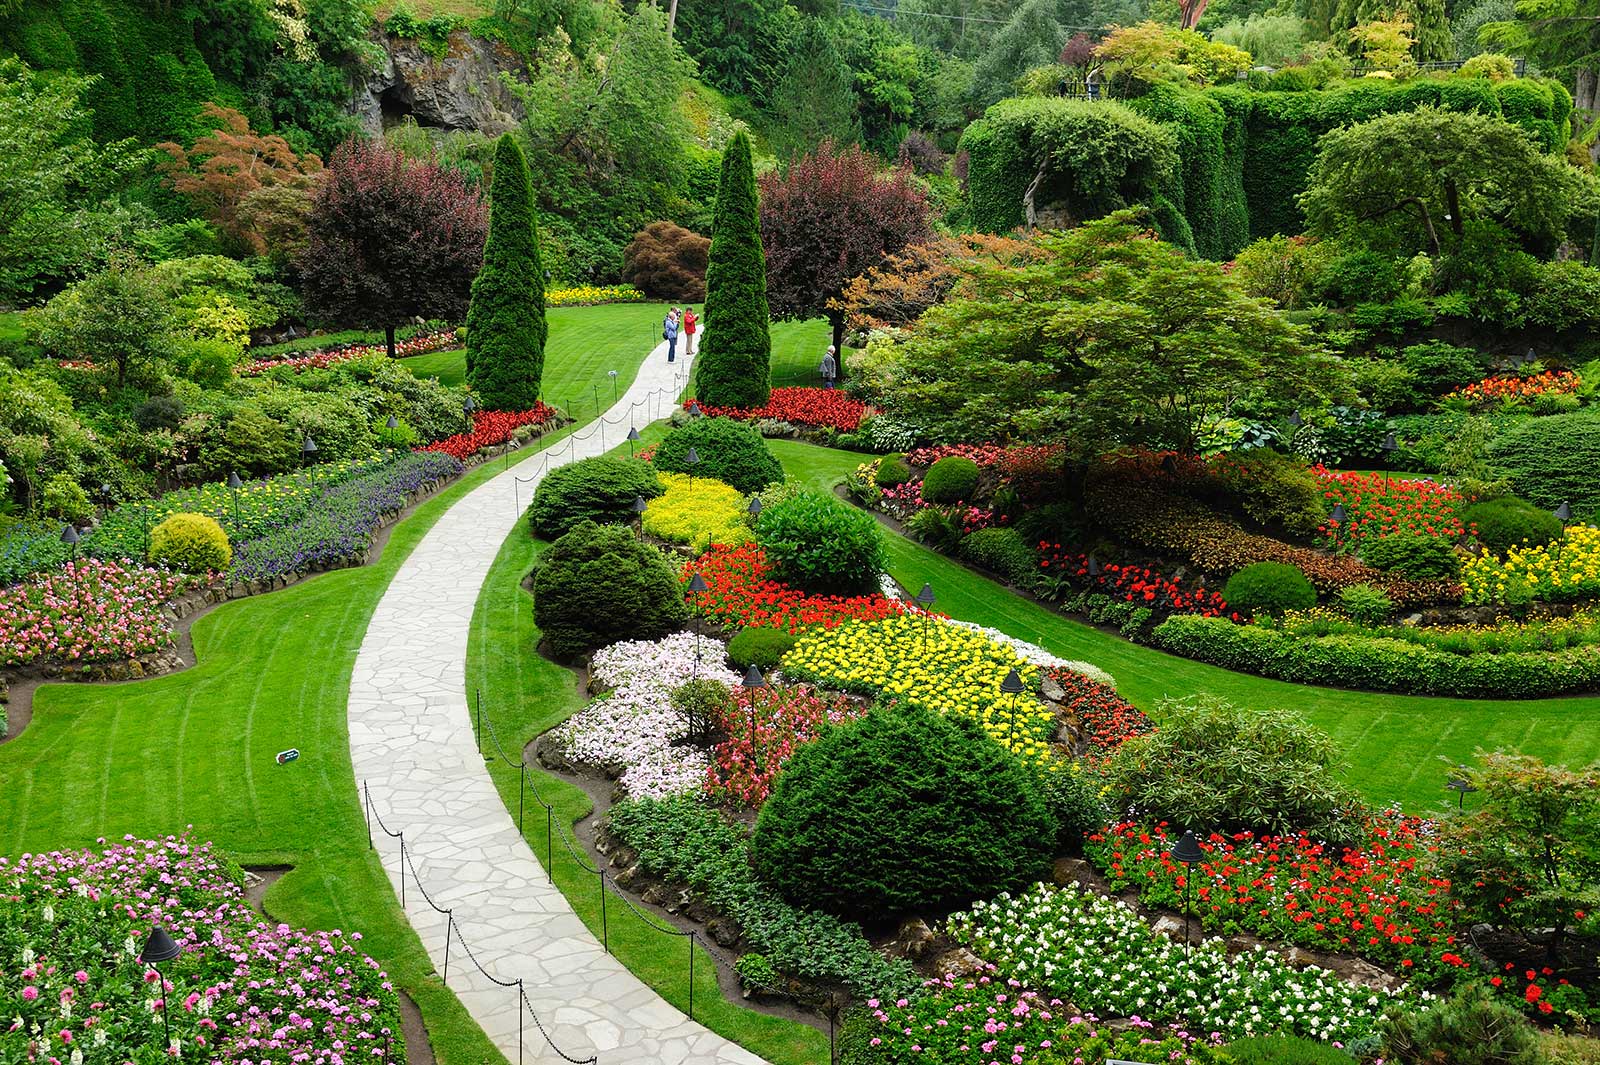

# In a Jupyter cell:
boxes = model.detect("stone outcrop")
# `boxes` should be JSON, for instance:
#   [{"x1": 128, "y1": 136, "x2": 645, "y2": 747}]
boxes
[{"x1": 352, "y1": 31, "x2": 526, "y2": 137}]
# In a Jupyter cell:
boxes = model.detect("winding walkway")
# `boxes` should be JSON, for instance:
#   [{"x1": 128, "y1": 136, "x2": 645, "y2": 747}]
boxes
[{"x1": 348, "y1": 340, "x2": 764, "y2": 1065}]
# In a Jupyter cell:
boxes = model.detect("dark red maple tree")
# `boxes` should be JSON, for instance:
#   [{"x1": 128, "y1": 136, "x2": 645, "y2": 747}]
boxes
[
  {"x1": 299, "y1": 138, "x2": 488, "y2": 358},
  {"x1": 759, "y1": 141, "x2": 932, "y2": 361}
]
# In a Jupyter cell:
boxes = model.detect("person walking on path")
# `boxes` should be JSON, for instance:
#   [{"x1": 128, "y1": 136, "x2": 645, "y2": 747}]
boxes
[
  {"x1": 820, "y1": 344, "x2": 838, "y2": 389},
  {"x1": 682, "y1": 307, "x2": 698, "y2": 355},
  {"x1": 664, "y1": 307, "x2": 680, "y2": 362}
]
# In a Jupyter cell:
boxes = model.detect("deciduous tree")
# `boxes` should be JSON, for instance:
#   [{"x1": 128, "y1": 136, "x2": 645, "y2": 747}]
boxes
[
  {"x1": 622, "y1": 221, "x2": 710, "y2": 301},
  {"x1": 36, "y1": 259, "x2": 177, "y2": 389},
  {"x1": 834, "y1": 232, "x2": 1044, "y2": 332},
  {"x1": 694, "y1": 132, "x2": 772, "y2": 408},
  {"x1": 467, "y1": 134, "x2": 547, "y2": 410}
]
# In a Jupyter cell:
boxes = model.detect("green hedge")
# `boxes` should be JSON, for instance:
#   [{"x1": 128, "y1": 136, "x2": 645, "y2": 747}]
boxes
[{"x1": 1152, "y1": 613, "x2": 1600, "y2": 698}]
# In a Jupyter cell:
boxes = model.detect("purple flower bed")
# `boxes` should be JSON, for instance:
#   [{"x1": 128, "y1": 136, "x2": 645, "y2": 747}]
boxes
[
  {"x1": 0, "y1": 834, "x2": 402, "y2": 1063},
  {"x1": 230, "y1": 452, "x2": 462, "y2": 582}
]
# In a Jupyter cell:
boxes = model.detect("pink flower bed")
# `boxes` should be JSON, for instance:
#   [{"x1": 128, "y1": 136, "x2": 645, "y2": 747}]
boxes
[
  {"x1": 1, "y1": 558, "x2": 200, "y2": 667},
  {"x1": 240, "y1": 330, "x2": 459, "y2": 376}
]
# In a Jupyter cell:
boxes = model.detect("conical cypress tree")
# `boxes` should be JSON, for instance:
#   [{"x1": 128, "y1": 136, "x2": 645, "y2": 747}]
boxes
[
  {"x1": 694, "y1": 131, "x2": 771, "y2": 409},
  {"x1": 466, "y1": 134, "x2": 546, "y2": 410}
]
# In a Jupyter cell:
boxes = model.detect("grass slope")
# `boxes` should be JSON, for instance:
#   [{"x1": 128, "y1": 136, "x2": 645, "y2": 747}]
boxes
[{"x1": 766, "y1": 439, "x2": 1600, "y2": 813}]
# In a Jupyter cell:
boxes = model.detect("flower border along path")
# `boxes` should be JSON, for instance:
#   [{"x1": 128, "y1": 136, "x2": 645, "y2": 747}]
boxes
[{"x1": 348, "y1": 339, "x2": 764, "y2": 1065}]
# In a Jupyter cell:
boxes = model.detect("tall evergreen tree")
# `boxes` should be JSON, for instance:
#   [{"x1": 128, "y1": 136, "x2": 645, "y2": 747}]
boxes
[
  {"x1": 466, "y1": 133, "x2": 546, "y2": 410},
  {"x1": 695, "y1": 131, "x2": 772, "y2": 408},
  {"x1": 769, "y1": 20, "x2": 861, "y2": 163}
]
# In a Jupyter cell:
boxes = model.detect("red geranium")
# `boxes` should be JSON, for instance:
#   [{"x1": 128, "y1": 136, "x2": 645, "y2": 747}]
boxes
[
  {"x1": 683, "y1": 542, "x2": 908, "y2": 634},
  {"x1": 416, "y1": 405, "x2": 558, "y2": 461},
  {"x1": 1037, "y1": 545, "x2": 1236, "y2": 620},
  {"x1": 1311, "y1": 467, "x2": 1472, "y2": 550},
  {"x1": 687, "y1": 387, "x2": 871, "y2": 431},
  {"x1": 704, "y1": 685, "x2": 863, "y2": 807}
]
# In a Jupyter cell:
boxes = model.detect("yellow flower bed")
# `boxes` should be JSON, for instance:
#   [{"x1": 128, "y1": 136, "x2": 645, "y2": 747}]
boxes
[
  {"x1": 546, "y1": 284, "x2": 643, "y2": 307},
  {"x1": 642, "y1": 472, "x2": 752, "y2": 551},
  {"x1": 780, "y1": 613, "x2": 1059, "y2": 766},
  {"x1": 1461, "y1": 525, "x2": 1600, "y2": 604}
]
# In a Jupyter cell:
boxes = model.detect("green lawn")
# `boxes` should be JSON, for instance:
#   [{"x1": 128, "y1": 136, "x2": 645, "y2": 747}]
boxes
[
  {"x1": 0, "y1": 311, "x2": 669, "y2": 1065},
  {"x1": 767, "y1": 319, "x2": 833, "y2": 388},
  {"x1": 765, "y1": 440, "x2": 1600, "y2": 814}
]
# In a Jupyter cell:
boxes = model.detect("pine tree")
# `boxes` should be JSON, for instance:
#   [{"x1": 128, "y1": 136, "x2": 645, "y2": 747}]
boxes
[
  {"x1": 769, "y1": 21, "x2": 861, "y2": 163},
  {"x1": 466, "y1": 133, "x2": 547, "y2": 410},
  {"x1": 694, "y1": 131, "x2": 772, "y2": 408}
]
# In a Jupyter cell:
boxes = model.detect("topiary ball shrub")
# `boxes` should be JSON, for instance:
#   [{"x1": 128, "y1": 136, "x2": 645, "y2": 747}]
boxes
[
  {"x1": 727, "y1": 626, "x2": 798, "y2": 671},
  {"x1": 750, "y1": 702, "x2": 1053, "y2": 919},
  {"x1": 148, "y1": 512, "x2": 231, "y2": 573},
  {"x1": 755, "y1": 490, "x2": 886, "y2": 595},
  {"x1": 1360, "y1": 533, "x2": 1460, "y2": 581},
  {"x1": 920, "y1": 455, "x2": 980, "y2": 503},
  {"x1": 532, "y1": 521, "x2": 689, "y2": 660},
  {"x1": 1464, "y1": 496, "x2": 1565, "y2": 557},
  {"x1": 1222, "y1": 561, "x2": 1316, "y2": 616},
  {"x1": 1487, "y1": 412, "x2": 1600, "y2": 520},
  {"x1": 957, "y1": 527, "x2": 1038, "y2": 585},
  {"x1": 874, "y1": 454, "x2": 912, "y2": 488},
  {"x1": 528, "y1": 456, "x2": 663, "y2": 539},
  {"x1": 654, "y1": 416, "x2": 782, "y2": 495}
]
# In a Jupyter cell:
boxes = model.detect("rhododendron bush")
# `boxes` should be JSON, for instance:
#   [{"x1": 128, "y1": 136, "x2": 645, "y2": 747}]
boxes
[
  {"x1": 1, "y1": 559, "x2": 202, "y2": 668},
  {"x1": 0, "y1": 835, "x2": 401, "y2": 1063}
]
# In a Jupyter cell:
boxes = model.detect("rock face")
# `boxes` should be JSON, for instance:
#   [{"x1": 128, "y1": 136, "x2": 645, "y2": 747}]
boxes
[{"x1": 352, "y1": 31, "x2": 526, "y2": 137}]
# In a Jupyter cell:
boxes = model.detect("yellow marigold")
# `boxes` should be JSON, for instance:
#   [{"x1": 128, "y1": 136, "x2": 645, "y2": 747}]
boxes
[{"x1": 642, "y1": 472, "x2": 751, "y2": 551}]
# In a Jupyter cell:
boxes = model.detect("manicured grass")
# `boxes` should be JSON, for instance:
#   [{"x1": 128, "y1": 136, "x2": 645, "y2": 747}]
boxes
[
  {"x1": 464, "y1": 513, "x2": 829, "y2": 1065},
  {"x1": 0, "y1": 321, "x2": 667, "y2": 1065},
  {"x1": 768, "y1": 319, "x2": 833, "y2": 388},
  {"x1": 765, "y1": 440, "x2": 1600, "y2": 813}
]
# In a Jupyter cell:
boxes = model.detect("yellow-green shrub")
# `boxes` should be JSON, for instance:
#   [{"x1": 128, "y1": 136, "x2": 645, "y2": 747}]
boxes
[
  {"x1": 641, "y1": 472, "x2": 752, "y2": 551},
  {"x1": 149, "y1": 512, "x2": 231, "y2": 573}
]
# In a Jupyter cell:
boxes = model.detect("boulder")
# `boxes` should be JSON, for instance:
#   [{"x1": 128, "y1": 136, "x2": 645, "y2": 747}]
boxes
[
  {"x1": 352, "y1": 30, "x2": 526, "y2": 137},
  {"x1": 891, "y1": 917, "x2": 937, "y2": 960},
  {"x1": 926, "y1": 946, "x2": 986, "y2": 978},
  {"x1": 706, "y1": 915, "x2": 742, "y2": 948}
]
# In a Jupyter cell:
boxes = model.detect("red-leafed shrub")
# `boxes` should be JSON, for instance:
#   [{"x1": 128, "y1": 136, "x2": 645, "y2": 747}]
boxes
[
  {"x1": 683, "y1": 541, "x2": 907, "y2": 633},
  {"x1": 688, "y1": 388, "x2": 871, "y2": 431},
  {"x1": 416, "y1": 405, "x2": 557, "y2": 460},
  {"x1": 622, "y1": 221, "x2": 710, "y2": 301}
]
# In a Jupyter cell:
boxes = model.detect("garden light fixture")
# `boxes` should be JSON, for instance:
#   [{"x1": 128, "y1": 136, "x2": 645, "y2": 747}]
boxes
[
  {"x1": 1556, "y1": 501, "x2": 1572, "y2": 522},
  {"x1": 1000, "y1": 667, "x2": 1024, "y2": 751},
  {"x1": 59, "y1": 523, "x2": 80, "y2": 559},
  {"x1": 742, "y1": 664, "x2": 767, "y2": 770},
  {"x1": 1161, "y1": 454, "x2": 1179, "y2": 478},
  {"x1": 1286, "y1": 411, "x2": 1302, "y2": 428},
  {"x1": 1170, "y1": 830, "x2": 1204, "y2": 955},
  {"x1": 227, "y1": 470, "x2": 243, "y2": 529},
  {"x1": 685, "y1": 446, "x2": 700, "y2": 483},
  {"x1": 462, "y1": 395, "x2": 477, "y2": 415},
  {"x1": 139, "y1": 925, "x2": 182, "y2": 1056},
  {"x1": 686, "y1": 399, "x2": 702, "y2": 418},
  {"x1": 1445, "y1": 767, "x2": 1479, "y2": 809},
  {"x1": 627, "y1": 425, "x2": 640, "y2": 457},
  {"x1": 748, "y1": 495, "x2": 762, "y2": 519},
  {"x1": 687, "y1": 572, "x2": 709, "y2": 680},
  {"x1": 1086, "y1": 554, "x2": 1101, "y2": 578},
  {"x1": 1381, "y1": 432, "x2": 1399, "y2": 492},
  {"x1": 386, "y1": 415, "x2": 398, "y2": 429},
  {"x1": 609, "y1": 368, "x2": 619, "y2": 402}
]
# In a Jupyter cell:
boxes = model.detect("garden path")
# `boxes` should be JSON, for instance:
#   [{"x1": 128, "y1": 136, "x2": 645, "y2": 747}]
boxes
[{"x1": 347, "y1": 339, "x2": 765, "y2": 1065}]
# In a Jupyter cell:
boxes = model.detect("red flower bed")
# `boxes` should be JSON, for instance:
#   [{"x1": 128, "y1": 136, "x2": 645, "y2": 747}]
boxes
[
  {"x1": 704, "y1": 685, "x2": 863, "y2": 806},
  {"x1": 1447, "y1": 370, "x2": 1580, "y2": 407},
  {"x1": 1044, "y1": 667, "x2": 1153, "y2": 756},
  {"x1": 241, "y1": 330, "x2": 459, "y2": 375},
  {"x1": 683, "y1": 542, "x2": 907, "y2": 634},
  {"x1": 1038, "y1": 545, "x2": 1237, "y2": 619},
  {"x1": 1312, "y1": 467, "x2": 1472, "y2": 549},
  {"x1": 687, "y1": 387, "x2": 871, "y2": 431},
  {"x1": 417, "y1": 405, "x2": 557, "y2": 461},
  {"x1": 1086, "y1": 818, "x2": 1465, "y2": 979}
]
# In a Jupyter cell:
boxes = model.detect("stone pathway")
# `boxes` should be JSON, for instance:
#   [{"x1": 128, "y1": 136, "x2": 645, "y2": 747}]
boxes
[{"x1": 348, "y1": 340, "x2": 767, "y2": 1065}]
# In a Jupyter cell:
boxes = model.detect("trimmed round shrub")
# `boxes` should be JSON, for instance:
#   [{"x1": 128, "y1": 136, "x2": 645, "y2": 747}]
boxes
[
  {"x1": 1465, "y1": 496, "x2": 1566, "y2": 556},
  {"x1": 1222, "y1": 561, "x2": 1317, "y2": 616},
  {"x1": 532, "y1": 521, "x2": 689, "y2": 659},
  {"x1": 726, "y1": 626, "x2": 798, "y2": 671},
  {"x1": 874, "y1": 453, "x2": 912, "y2": 488},
  {"x1": 1487, "y1": 412, "x2": 1600, "y2": 520},
  {"x1": 920, "y1": 455, "x2": 979, "y2": 503},
  {"x1": 148, "y1": 512, "x2": 231, "y2": 573},
  {"x1": 1361, "y1": 534, "x2": 1460, "y2": 580},
  {"x1": 528, "y1": 456, "x2": 663, "y2": 539},
  {"x1": 755, "y1": 490, "x2": 886, "y2": 595},
  {"x1": 957, "y1": 527, "x2": 1038, "y2": 585},
  {"x1": 750, "y1": 703, "x2": 1054, "y2": 919},
  {"x1": 653, "y1": 416, "x2": 782, "y2": 495}
]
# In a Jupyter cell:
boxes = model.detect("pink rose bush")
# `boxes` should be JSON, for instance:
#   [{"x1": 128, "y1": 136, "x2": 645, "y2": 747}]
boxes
[
  {"x1": 0, "y1": 834, "x2": 402, "y2": 1064},
  {"x1": 0, "y1": 559, "x2": 202, "y2": 668}
]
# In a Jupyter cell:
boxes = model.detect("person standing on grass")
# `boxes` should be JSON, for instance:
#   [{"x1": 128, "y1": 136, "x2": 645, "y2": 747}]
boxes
[
  {"x1": 683, "y1": 307, "x2": 698, "y2": 355},
  {"x1": 820, "y1": 345, "x2": 838, "y2": 389},
  {"x1": 664, "y1": 307, "x2": 680, "y2": 362}
]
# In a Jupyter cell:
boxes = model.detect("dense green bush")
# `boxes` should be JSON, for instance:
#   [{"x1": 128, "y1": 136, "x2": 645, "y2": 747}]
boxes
[
  {"x1": 920, "y1": 455, "x2": 980, "y2": 503},
  {"x1": 1336, "y1": 583, "x2": 1393, "y2": 625},
  {"x1": 1361, "y1": 533, "x2": 1460, "y2": 580},
  {"x1": 1488, "y1": 413, "x2": 1600, "y2": 520},
  {"x1": 532, "y1": 521, "x2": 688, "y2": 659},
  {"x1": 1464, "y1": 497, "x2": 1565, "y2": 556},
  {"x1": 466, "y1": 134, "x2": 547, "y2": 410},
  {"x1": 755, "y1": 490, "x2": 885, "y2": 595},
  {"x1": 1401, "y1": 341, "x2": 1491, "y2": 402},
  {"x1": 653, "y1": 417, "x2": 782, "y2": 495},
  {"x1": 873, "y1": 453, "x2": 912, "y2": 487},
  {"x1": 726, "y1": 627, "x2": 798, "y2": 671},
  {"x1": 1211, "y1": 450, "x2": 1326, "y2": 537},
  {"x1": 693, "y1": 132, "x2": 772, "y2": 408},
  {"x1": 1222, "y1": 561, "x2": 1317, "y2": 616},
  {"x1": 527, "y1": 456, "x2": 662, "y2": 539},
  {"x1": 1226, "y1": 1035, "x2": 1356, "y2": 1065},
  {"x1": 1316, "y1": 248, "x2": 1400, "y2": 305},
  {"x1": 668, "y1": 679, "x2": 733, "y2": 738},
  {"x1": 1042, "y1": 766, "x2": 1111, "y2": 852},
  {"x1": 1103, "y1": 694, "x2": 1366, "y2": 845},
  {"x1": 751, "y1": 703, "x2": 1054, "y2": 919},
  {"x1": 958, "y1": 527, "x2": 1038, "y2": 585},
  {"x1": 148, "y1": 512, "x2": 231, "y2": 573}
]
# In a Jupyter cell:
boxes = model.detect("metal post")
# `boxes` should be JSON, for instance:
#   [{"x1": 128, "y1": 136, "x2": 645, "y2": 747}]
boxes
[
  {"x1": 546, "y1": 806, "x2": 553, "y2": 882},
  {"x1": 399, "y1": 836, "x2": 407, "y2": 910},
  {"x1": 475, "y1": 689, "x2": 482, "y2": 750},
  {"x1": 518, "y1": 763, "x2": 526, "y2": 834},
  {"x1": 688, "y1": 932, "x2": 695, "y2": 1021},
  {"x1": 443, "y1": 912, "x2": 452, "y2": 983},
  {"x1": 363, "y1": 781, "x2": 372, "y2": 848},
  {"x1": 599, "y1": 868, "x2": 608, "y2": 951},
  {"x1": 517, "y1": 981, "x2": 524, "y2": 1065}
]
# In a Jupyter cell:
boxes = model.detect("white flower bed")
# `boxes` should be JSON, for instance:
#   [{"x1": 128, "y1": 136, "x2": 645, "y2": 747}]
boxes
[
  {"x1": 950, "y1": 882, "x2": 1411, "y2": 1044},
  {"x1": 553, "y1": 632, "x2": 738, "y2": 799}
]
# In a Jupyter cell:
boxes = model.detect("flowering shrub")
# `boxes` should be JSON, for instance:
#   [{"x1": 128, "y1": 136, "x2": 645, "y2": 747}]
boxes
[
  {"x1": 545, "y1": 284, "x2": 642, "y2": 306},
  {"x1": 1489, "y1": 961, "x2": 1596, "y2": 1024},
  {"x1": 242, "y1": 329, "x2": 458, "y2": 375},
  {"x1": 704, "y1": 685, "x2": 862, "y2": 807},
  {"x1": 1037, "y1": 546, "x2": 1236, "y2": 619},
  {"x1": 682, "y1": 542, "x2": 906, "y2": 633},
  {"x1": 0, "y1": 559, "x2": 201, "y2": 667},
  {"x1": 641, "y1": 472, "x2": 751, "y2": 551},
  {"x1": 688, "y1": 388, "x2": 871, "y2": 431},
  {"x1": 905, "y1": 443, "x2": 1065, "y2": 481},
  {"x1": 950, "y1": 882, "x2": 1404, "y2": 1043},
  {"x1": 0, "y1": 834, "x2": 401, "y2": 1064},
  {"x1": 1461, "y1": 525, "x2": 1600, "y2": 604},
  {"x1": 780, "y1": 614, "x2": 1059, "y2": 765},
  {"x1": 552, "y1": 632, "x2": 738, "y2": 799},
  {"x1": 417, "y1": 405, "x2": 557, "y2": 461},
  {"x1": 1312, "y1": 468, "x2": 1471, "y2": 550},
  {"x1": 1086, "y1": 819, "x2": 1465, "y2": 979},
  {"x1": 1044, "y1": 666, "x2": 1152, "y2": 756},
  {"x1": 1446, "y1": 370, "x2": 1581, "y2": 407}
]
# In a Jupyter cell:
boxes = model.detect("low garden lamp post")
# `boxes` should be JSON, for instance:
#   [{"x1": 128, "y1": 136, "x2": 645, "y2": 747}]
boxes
[
  {"x1": 138, "y1": 924, "x2": 182, "y2": 1056},
  {"x1": 1287, "y1": 410, "x2": 1303, "y2": 429},
  {"x1": 1555, "y1": 501, "x2": 1572, "y2": 523},
  {"x1": 1086, "y1": 554, "x2": 1102, "y2": 581},
  {"x1": 1329, "y1": 503, "x2": 1346, "y2": 549},
  {"x1": 685, "y1": 446, "x2": 700, "y2": 485},
  {"x1": 687, "y1": 572, "x2": 709, "y2": 683},
  {"x1": 742, "y1": 664, "x2": 766, "y2": 772},
  {"x1": 632, "y1": 495, "x2": 648, "y2": 540},
  {"x1": 1161, "y1": 454, "x2": 1179, "y2": 479},
  {"x1": 747, "y1": 495, "x2": 761, "y2": 523},
  {"x1": 227, "y1": 471, "x2": 243, "y2": 530},
  {"x1": 1380, "y1": 432, "x2": 1399, "y2": 493},
  {"x1": 302, "y1": 435, "x2": 319, "y2": 491},
  {"x1": 1446, "y1": 766, "x2": 1479, "y2": 810},
  {"x1": 627, "y1": 426, "x2": 640, "y2": 459},
  {"x1": 385, "y1": 414, "x2": 399, "y2": 436},
  {"x1": 915, "y1": 582, "x2": 935, "y2": 642},
  {"x1": 1170, "y1": 830, "x2": 1204, "y2": 956},
  {"x1": 999, "y1": 668, "x2": 1024, "y2": 753},
  {"x1": 59, "y1": 523, "x2": 80, "y2": 561},
  {"x1": 609, "y1": 369, "x2": 619, "y2": 403}
]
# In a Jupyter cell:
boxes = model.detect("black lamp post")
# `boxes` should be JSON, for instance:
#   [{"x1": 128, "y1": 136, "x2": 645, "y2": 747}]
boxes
[
  {"x1": 747, "y1": 495, "x2": 762, "y2": 523},
  {"x1": 684, "y1": 445, "x2": 700, "y2": 485},
  {"x1": 686, "y1": 399, "x2": 701, "y2": 418},
  {"x1": 627, "y1": 426, "x2": 640, "y2": 459},
  {"x1": 227, "y1": 471, "x2": 243, "y2": 530},
  {"x1": 139, "y1": 925, "x2": 182, "y2": 1055},
  {"x1": 687, "y1": 572, "x2": 709, "y2": 682},
  {"x1": 1555, "y1": 501, "x2": 1572, "y2": 523},
  {"x1": 1286, "y1": 410, "x2": 1303, "y2": 429},
  {"x1": 59, "y1": 523, "x2": 80, "y2": 561},
  {"x1": 915, "y1": 582, "x2": 935, "y2": 642},
  {"x1": 1380, "y1": 431, "x2": 1399, "y2": 493},
  {"x1": 1170, "y1": 830, "x2": 1204, "y2": 955},
  {"x1": 742, "y1": 664, "x2": 766, "y2": 771},
  {"x1": 1445, "y1": 766, "x2": 1479, "y2": 810},
  {"x1": 999, "y1": 667, "x2": 1024, "y2": 752},
  {"x1": 1086, "y1": 554, "x2": 1102, "y2": 580},
  {"x1": 386, "y1": 414, "x2": 398, "y2": 431},
  {"x1": 1329, "y1": 502, "x2": 1346, "y2": 548},
  {"x1": 1161, "y1": 454, "x2": 1179, "y2": 479},
  {"x1": 302, "y1": 435, "x2": 319, "y2": 491},
  {"x1": 609, "y1": 369, "x2": 619, "y2": 403},
  {"x1": 632, "y1": 495, "x2": 648, "y2": 540}
]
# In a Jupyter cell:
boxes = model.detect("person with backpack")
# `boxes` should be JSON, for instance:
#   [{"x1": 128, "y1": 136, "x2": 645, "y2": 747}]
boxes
[{"x1": 663, "y1": 307, "x2": 680, "y2": 362}]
